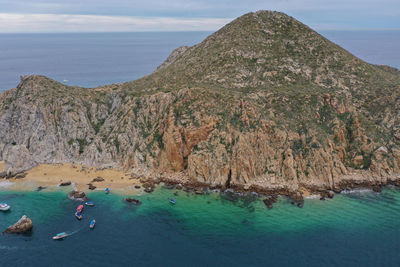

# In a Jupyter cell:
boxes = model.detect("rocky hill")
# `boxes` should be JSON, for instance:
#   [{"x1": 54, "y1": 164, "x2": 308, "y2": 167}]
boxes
[{"x1": 1, "y1": 11, "x2": 400, "y2": 195}]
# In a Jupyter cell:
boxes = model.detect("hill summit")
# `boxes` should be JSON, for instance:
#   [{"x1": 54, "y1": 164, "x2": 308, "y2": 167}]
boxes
[
  {"x1": 131, "y1": 10, "x2": 398, "y2": 93},
  {"x1": 1, "y1": 11, "x2": 400, "y2": 197}
]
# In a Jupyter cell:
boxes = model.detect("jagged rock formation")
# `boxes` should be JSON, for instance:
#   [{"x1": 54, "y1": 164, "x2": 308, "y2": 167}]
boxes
[
  {"x1": 3, "y1": 215, "x2": 33, "y2": 234},
  {"x1": 1, "y1": 11, "x2": 400, "y2": 195}
]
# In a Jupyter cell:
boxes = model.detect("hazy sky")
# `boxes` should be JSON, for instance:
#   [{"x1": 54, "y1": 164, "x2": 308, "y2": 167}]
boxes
[{"x1": 0, "y1": 0, "x2": 399, "y2": 32}]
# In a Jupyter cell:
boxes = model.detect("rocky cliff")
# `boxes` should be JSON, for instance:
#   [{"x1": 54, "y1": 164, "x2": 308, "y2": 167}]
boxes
[{"x1": 1, "y1": 11, "x2": 400, "y2": 195}]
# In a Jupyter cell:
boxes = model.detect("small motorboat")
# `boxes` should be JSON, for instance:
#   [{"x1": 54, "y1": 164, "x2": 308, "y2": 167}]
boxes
[
  {"x1": 89, "y1": 219, "x2": 96, "y2": 229},
  {"x1": 76, "y1": 204, "x2": 83, "y2": 213},
  {"x1": 75, "y1": 211, "x2": 83, "y2": 220},
  {"x1": 169, "y1": 198, "x2": 176, "y2": 205},
  {"x1": 53, "y1": 232, "x2": 68, "y2": 240},
  {"x1": 85, "y1": 201, "x2": 95, "y2": 206},
  {"x1": 105, "y1": 187, "x2": 110, "y2": 194},
  {"x1": 0, "y1": 202, "x2": 10, "y2": 211}
]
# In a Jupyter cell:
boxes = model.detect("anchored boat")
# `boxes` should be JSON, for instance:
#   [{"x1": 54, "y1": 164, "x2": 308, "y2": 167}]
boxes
[
  {"x1": 169, "y1": 198, "x2": 176, "y2": 205},
  {"x1": 76, "y1": 204, "x2": 83, "y2": 212},
  {"x1": 53, "y1": 232, "x2": 68, "y2": 240},
  {"x1": 90, "y1": 219, "x2": 96, "y2": 229},
  {"x1": 105, "y1": 187, "x2": 110, "y2": 194},
  {"x1": 85, "y1": 201, "x2": 95, "y2": 206},
  {"x1": 0, "y1": 202, "x2": 10, "y2": 211},
  {"x1": 75, "y1": 211, "x2": 83, "y2": 220}
]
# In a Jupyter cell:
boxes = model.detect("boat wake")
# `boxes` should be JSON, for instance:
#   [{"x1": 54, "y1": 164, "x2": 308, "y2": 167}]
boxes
[
  {"x1": 0, "y1": 245, "x2": 17, "y2": 250},
  {"x1": 67, "y1": 228, "x2": 83, "y2": 236}
]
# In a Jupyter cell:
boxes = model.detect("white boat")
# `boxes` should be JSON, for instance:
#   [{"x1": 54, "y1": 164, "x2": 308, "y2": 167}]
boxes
[
  {"x1": 85, "y1": 201, "x2": 95, "y2": 206},
  {"x1": 0, "y1": 202, "x2": 10, "y2": 211},
  {"x1": 53, "y1": 232, "x2": 68, "y2": 240}
]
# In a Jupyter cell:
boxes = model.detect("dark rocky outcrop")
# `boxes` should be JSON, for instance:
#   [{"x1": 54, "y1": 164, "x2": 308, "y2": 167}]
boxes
[
  {"x1": 68, "y1": 190, "x2": 88, "y2": 201},
  {"x1": 36, "y1": 186, "x2": 46, "y2": 191},
  {"x1": 124, "y1": 198, "x2": 141, "y2": 204},
  {"x1": 3, "y1": 215, "x2": 33, "y2": 234},
  {"x1": 88, "y1": 183, "x2": 96, "y2": 190},
  {"x1": 263, "y1": 195, "x2": 278, "y2": 209},
  {"x1": 91, "y1": 177, "x2": 105, "y2": 182},
  {"x1": 59, "y1": 181, "x2": 71, "y2": 186},
  {"x1": 15, "y1": 172, "x2": 27, "y2": 179}
]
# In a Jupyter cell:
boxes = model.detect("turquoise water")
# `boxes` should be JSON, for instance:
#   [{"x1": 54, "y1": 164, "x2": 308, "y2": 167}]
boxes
[{"x1": 1, "y1": 186, "x2": 400, "y2": 266}]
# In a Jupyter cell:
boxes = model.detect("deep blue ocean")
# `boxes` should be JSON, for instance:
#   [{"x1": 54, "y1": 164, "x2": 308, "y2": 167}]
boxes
[
  {"x1": 0, "y1": 30, "x2": 399, "y2": 91},
  {"x1": 0, "y1": 31, "x2": 400, "y2": 266}
]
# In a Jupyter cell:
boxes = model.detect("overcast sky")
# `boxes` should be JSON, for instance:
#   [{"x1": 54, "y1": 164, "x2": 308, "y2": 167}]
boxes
[{"x1": 0, "y1": 0, "x2": 399, "y2": 32}]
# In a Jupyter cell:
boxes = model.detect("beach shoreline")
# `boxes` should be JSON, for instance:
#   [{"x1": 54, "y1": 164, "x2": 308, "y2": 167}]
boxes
[
  {"x1": 1, "y1": 161, "x2": 399, "y2": 204},
  {"x1": 0, "y1": 161, "x2": 143, "y2": 194}
]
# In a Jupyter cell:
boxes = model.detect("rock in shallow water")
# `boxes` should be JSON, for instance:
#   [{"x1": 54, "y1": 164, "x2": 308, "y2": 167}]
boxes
[
  {"x1": 124, "y1": 198, "x2": 141, "y2": 204},
  {"x1": 263, "y1": 195, "x2": 278, "y2": 209},
  {"x1": 3, "y1": 215, "x2": 33, "y2": 234},
  {"x1": 68, "y1": 190, "x2": 88, "y2": 201}
]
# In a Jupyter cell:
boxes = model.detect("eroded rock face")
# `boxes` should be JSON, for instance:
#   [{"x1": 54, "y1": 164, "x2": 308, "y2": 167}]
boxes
[
  {"x1": 3, "y1": 215, "x2": 33, "y2": 234},
  {"x1": 3, "y1": 145, "x2": 36, "y2": 176}
]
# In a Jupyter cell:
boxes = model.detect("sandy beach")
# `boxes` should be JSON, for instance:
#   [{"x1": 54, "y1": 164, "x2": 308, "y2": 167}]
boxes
[{"x1": 0, "y1": 161, "x2": 142, "y2": 192}]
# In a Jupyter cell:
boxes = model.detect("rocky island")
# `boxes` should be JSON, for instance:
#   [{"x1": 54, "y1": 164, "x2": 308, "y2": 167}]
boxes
[{"x1": 1, "y1": 11, "x2": 400, "y2": 199}]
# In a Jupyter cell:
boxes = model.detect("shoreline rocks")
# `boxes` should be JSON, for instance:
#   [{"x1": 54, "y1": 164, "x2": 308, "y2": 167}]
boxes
[
  {"x1": 88, "y1": 183, "x2": 96, "y2": 190},
  {"x1": 3, "y1": 215, "x2": 33, "y2": 234},
  {"x1": 91, "y1": 177, "x2": 105, "y2": 183},
  {"x1": 263, "y1": 195, "x2": 278, "y2": 209},
  {"x1": 59, "y1": 181, "x2": 71, "y2": 186},
  {"x1": 67, "y1": 190, "x2": 88, "y2": 201}
]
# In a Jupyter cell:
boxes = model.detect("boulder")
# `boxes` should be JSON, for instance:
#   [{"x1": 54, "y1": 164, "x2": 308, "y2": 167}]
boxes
[
  {"x1": 15, "y1": 172, "x2": 27, "y2": 179},
  {"x1": 195, "y1": 189, "x2": 205, "y2": 195},
  {"x1": 289, "y1": 191, "x2": 304, "y2": 203},
  {"x1": 124, "y1": 198, "x2": 141, "y2": 204},
  {"x1": 320, "y1": 190, "x2": 334, "y2": 200},
  {"x1": 144, "y1": 187, "x2": 154, "y2": 193},
  {"x1": 59, "y1": 181, "x2": 71, "y2": 186},
  {"x1": 263, "y1": 195, "x2": 278, "y2": 209},
  {"x1": 67, "y1": 190, "x2": 88, "y2": 201},
  {"x1": 88, "y1": 183, "x2": 96, "y2": 190},
  {"x1": 91, "y1": 177, "x2": 105, "y2": 182},
  {"x1": 176, "y1": 184, "x2": 183, "y2": 190},
  {"x1": 134, "y1": 185, "x2": 141, "y2": 189},
  {"x1": 3, "y1": 215, "x2": 33, "y2": 234},
  {"x1": 0, "y1": 171, "x2": 7, "y2": 178},
  {"x1": 373, "y1": 185, "x2": 382, "y2": 193},
  {"x1": 36, "y1": 186, "x2": 46, "y2": 191}
]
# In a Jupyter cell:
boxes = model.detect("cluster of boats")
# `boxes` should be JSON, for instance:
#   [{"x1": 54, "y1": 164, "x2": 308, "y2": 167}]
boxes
[
  {"x1": 53, "y1": 187, "x2": 113, "y2": 240},
  {"x1": 2, "y1": 186, "x2": 177, "y2": 241},
  {"x1": 53, "y1": 201, "x2": 96, "y2": 240},
  {"x1": 53, "y1": 201, "x2": 97, "y2": 240}
]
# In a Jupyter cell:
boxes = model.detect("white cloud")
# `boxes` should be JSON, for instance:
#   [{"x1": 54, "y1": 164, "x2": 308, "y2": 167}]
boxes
[{"x1": 0, "y1": 13, "x2": 232, "y2": 33}]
